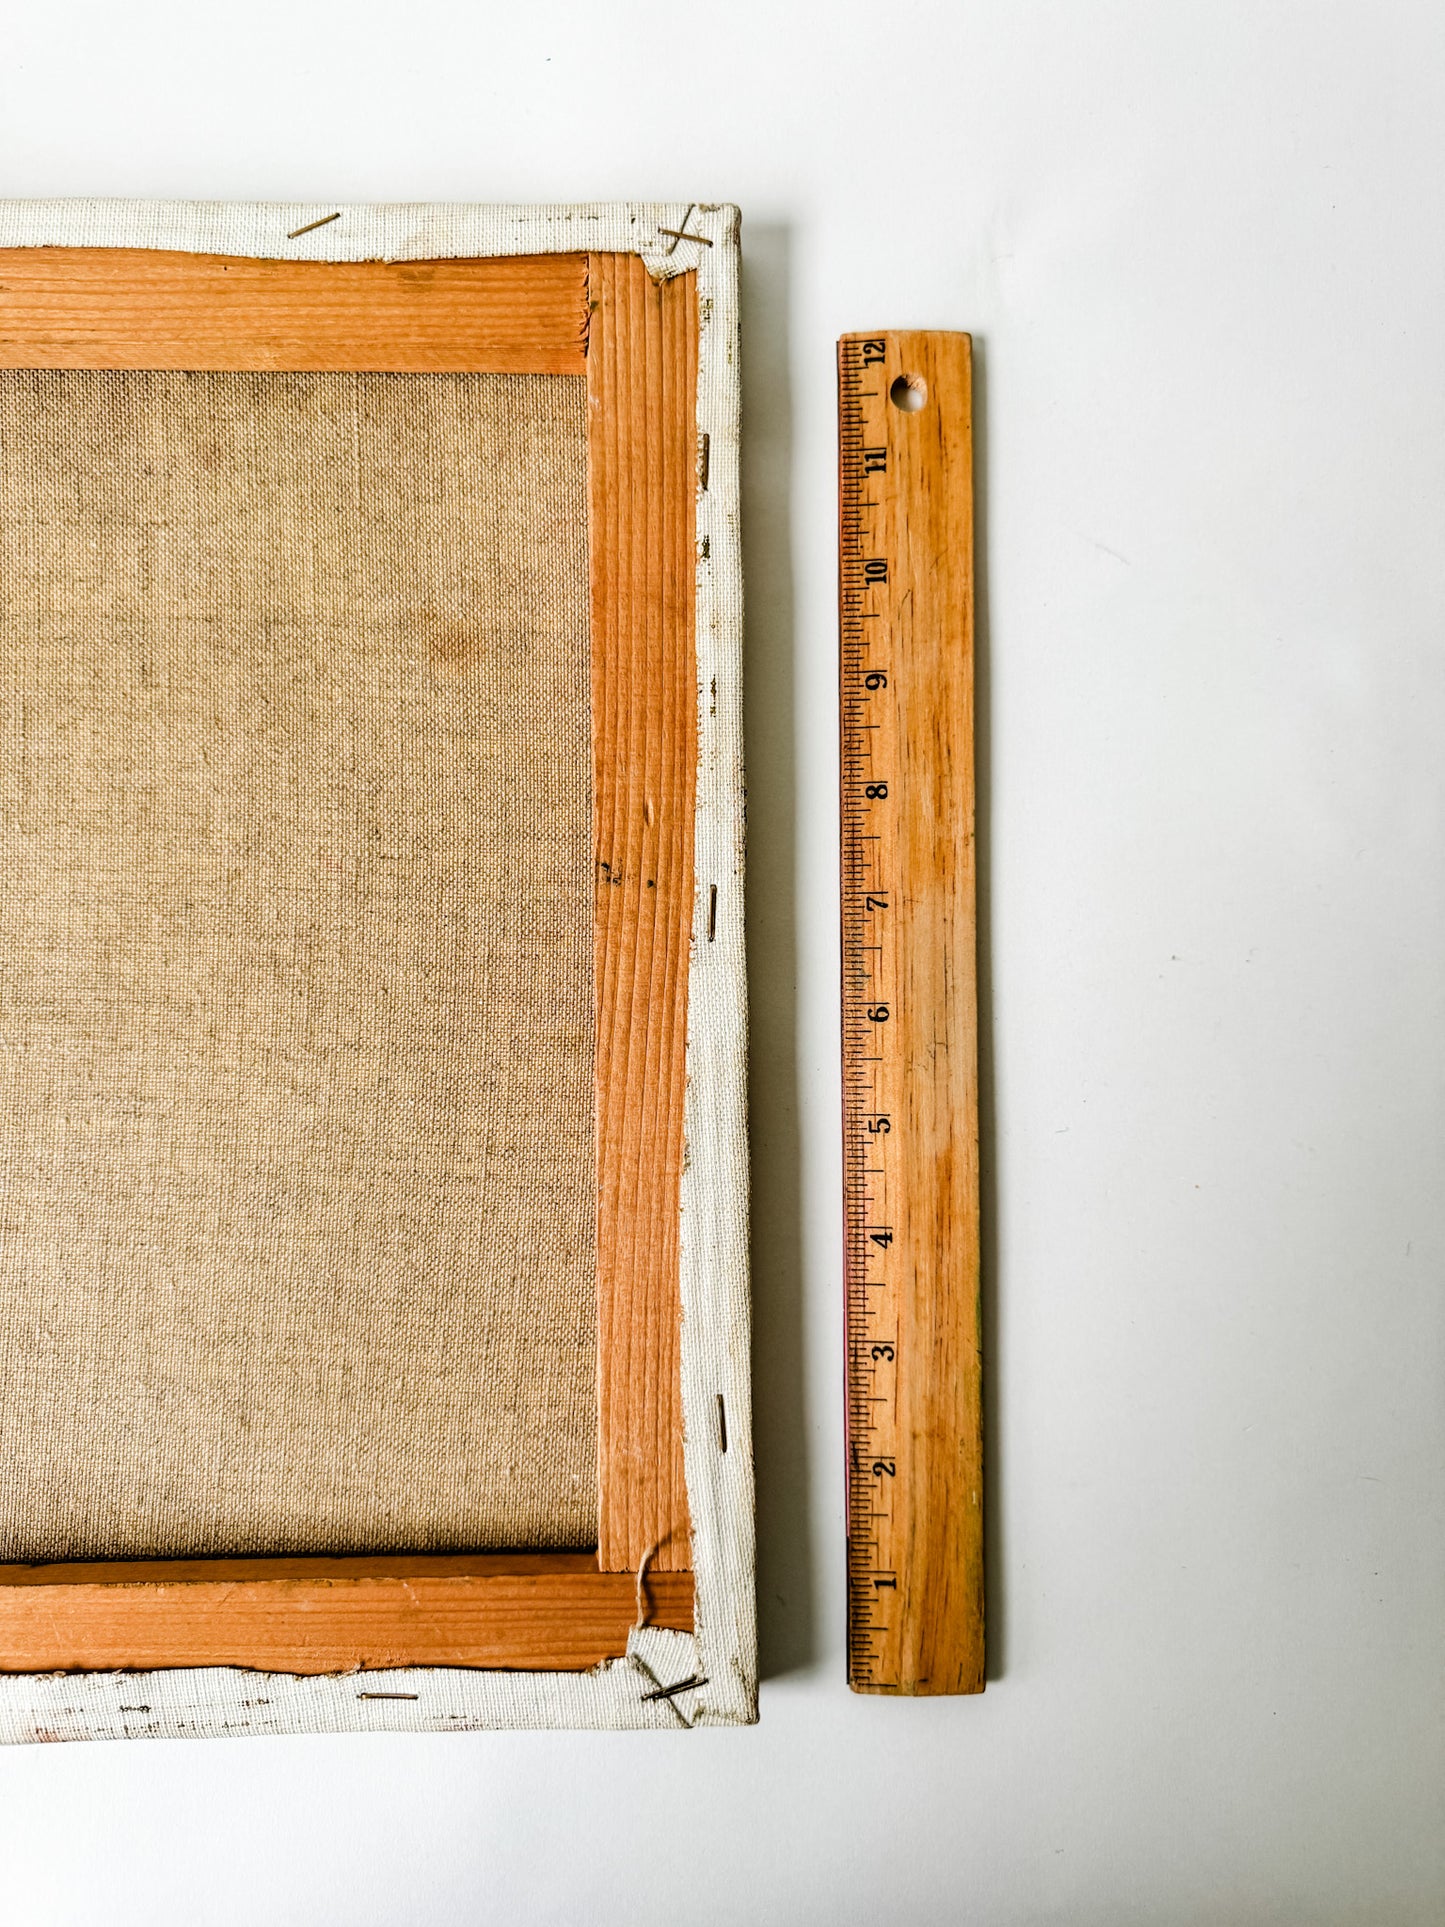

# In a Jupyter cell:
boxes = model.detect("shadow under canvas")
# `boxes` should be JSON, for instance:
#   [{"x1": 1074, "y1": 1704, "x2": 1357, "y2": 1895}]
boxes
[{"x1": 741, "y1": 221, "x2": 817, "y2": 1680}]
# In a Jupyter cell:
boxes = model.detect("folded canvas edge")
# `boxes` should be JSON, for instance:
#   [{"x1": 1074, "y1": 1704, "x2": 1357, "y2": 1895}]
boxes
[{"x1": 0, "y1": 198, "x2": 755, "y2": 1744}]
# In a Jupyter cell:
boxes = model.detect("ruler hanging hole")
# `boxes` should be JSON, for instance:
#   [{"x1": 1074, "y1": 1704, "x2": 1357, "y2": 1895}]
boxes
[{"x1": 890, "y1": 373, "x2": 928, "y2": 413}]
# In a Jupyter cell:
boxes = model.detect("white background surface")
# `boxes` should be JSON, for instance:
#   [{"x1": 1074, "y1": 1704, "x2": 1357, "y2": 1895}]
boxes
[{"x1": 1, "y1": 3, "x2": 1442, "y2": 1920}]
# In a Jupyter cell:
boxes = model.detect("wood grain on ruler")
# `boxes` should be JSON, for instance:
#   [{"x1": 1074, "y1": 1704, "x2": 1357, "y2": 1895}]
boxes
[
  {"x1": 587, "y1": 253, "x2": 697, "y2": 1574},
  {"x1": 0, "y1": 1555, "x2": 692, "y2": 1673},
  {"x1": 841, "y1": 332, "x2": 982, "y2": 1692},
  {"x1": 0, "y1": 248, "x2": 589, "y2": 372}
]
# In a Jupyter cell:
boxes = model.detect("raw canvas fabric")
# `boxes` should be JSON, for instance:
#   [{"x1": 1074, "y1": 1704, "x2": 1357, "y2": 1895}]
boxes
[{"x1": 0, "y1": 367, "x2": 597, "y2": 1560}]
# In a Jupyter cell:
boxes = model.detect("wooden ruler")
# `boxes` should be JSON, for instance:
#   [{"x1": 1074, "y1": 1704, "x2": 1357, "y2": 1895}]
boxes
[{"x1": 839, "y1": 330, "x2": 984, "y2": 1695}]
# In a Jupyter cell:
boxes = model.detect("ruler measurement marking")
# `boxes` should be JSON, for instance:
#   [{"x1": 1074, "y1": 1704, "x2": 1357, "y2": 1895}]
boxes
[{"x1": 839, "y1": 329, "x2": 983, "y2": 1697}]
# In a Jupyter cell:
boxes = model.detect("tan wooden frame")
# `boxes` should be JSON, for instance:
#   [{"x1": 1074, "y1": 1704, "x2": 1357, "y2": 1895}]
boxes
[{"x1": 0, "y1": 246, "x2": 699, "y2": 1674}]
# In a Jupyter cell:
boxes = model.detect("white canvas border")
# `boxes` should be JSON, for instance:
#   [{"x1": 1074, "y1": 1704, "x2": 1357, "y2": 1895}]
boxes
[{"x1": 0, "y1": 199, "x2": 754, "y2": 1742}]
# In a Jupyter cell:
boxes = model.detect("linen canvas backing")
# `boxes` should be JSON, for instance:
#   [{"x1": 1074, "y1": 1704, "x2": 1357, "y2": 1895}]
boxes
[{"x1": 0, "y1": 367, "x2": 596, "y2": 1562}]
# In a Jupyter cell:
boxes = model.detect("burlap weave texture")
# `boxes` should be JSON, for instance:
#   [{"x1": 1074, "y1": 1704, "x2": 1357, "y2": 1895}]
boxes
[{"x1": 0, "y1": 368, "x2": 596, "y2": 1559}]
